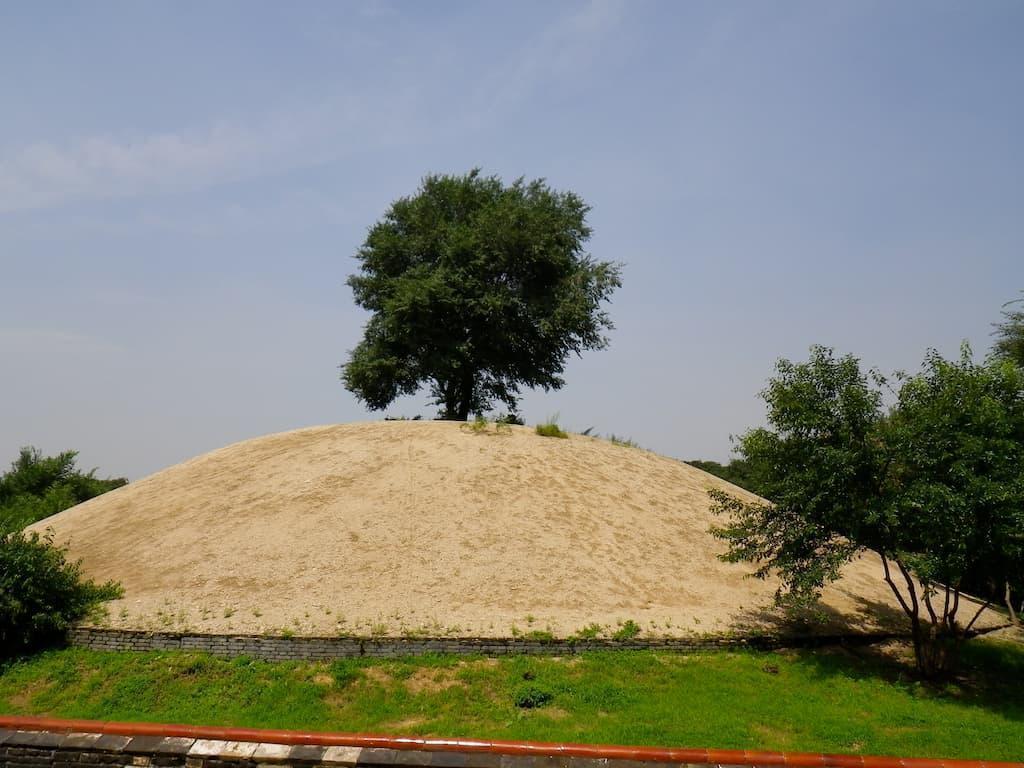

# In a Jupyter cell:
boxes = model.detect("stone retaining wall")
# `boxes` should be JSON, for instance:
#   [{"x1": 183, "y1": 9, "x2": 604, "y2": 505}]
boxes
[{"x1": 68, "y1": 628, "x2": 904, "y2": 661}]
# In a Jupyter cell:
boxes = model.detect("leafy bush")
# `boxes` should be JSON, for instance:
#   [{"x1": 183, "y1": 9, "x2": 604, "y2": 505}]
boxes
[
  {"x1": 535, "y1": 415, "x2": 568, "y2": 439},
  {"x1": 0, "y1": 529, "x2": 122, "y2": 659},
  {"x1": 572, "y1": 622, "x2": 604, "y2": 640},
  {"x1": 0, "y1": 447, "x2": 126, "y2": 532},
  {"x1": 512, "y1": 683, "x2": 554, "y2": 708},
  {"x1": 612, "y1": 619, "x2": 641, "y2": 640}
]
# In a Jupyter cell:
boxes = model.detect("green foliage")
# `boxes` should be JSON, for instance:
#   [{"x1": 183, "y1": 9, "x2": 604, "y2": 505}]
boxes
[
  {"x1": 4, "y1": 642, "x2": 1024, "y2": 758},
  {"x1": 687, "y1": 458, "x2": 766, "y2": 497},
  {"x1": 465, "y1": 414, "x2": 490, "y2": 434},
  {"x1": 992, "y1": 292, "x2": 1024, "y2": 367},
  {"x1": 535, "y1": 421, "x2": 568, "y2": 439},
  {"x1": 512, "y1": 682, "x2": 554, "y2": 708},
  {"x1": 523, "y1": 629, "x2": 554, "y2": 641},
  {"x1": 0, "y1": 447, "x2": 126, "y2": 532},
  {"x1": 573, "y1": 623, "x2": 604, "y2": 640},
  {"x1": 612, "y1": 620, "x2": 641, "y2": 640},
  {"x1": 709, "y1": 345, "x2": 1024, "y2": 677},
  {"x1": 608, "y1": 434, "x2": 639, "y2": 448},
  {"x1": 342, "y1": 169, "x2": 622, "y2": 420},
  {"x1": 494, "y1": 412, "x2": 525, "y2": 426},
  {"x1": 0, "y1": 530, "x2": 122, "y2": 659}
]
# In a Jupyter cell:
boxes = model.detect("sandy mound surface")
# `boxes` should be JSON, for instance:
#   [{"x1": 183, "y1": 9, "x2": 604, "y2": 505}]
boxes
[{"x1": 30, "y1": 421, "x2": 1001, "y2": 638}]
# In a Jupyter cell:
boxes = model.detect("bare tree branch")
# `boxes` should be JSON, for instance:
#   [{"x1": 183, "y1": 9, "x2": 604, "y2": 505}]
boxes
[{"x1": 881, "y1": 554, "x2": 914, "y2": 618}]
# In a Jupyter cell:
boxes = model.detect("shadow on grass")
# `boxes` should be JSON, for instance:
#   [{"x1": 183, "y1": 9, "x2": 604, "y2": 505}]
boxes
[
  {"x1": 779, "y1": 633, "x2": 1024, "y2": 722},
  {"x1": 731, "y1": 591, "x2": 1024, "y2": 721}
]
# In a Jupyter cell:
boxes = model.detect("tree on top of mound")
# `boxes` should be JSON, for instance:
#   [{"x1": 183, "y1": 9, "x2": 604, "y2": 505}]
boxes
[{"x1": 341, "y1": 170, "x2": 622, "y2": 421}]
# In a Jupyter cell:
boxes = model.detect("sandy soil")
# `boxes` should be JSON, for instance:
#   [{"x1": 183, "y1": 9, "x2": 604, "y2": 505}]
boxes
[{"x1": 29, "y1": 421, "x2": 1003, "y2": 638}]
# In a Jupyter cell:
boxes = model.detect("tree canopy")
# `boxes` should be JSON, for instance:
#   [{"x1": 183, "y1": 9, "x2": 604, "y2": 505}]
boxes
[
  {"x1": 686, "y1": 458, "x2": 767, "y2": 498},
  {"x1": 992, "y1": 291, "x2": 1024, "y2": 367},
  {"x1": 0, "y1": 446, "x2": 125, "y2": 658},
  {"x1": 0, "y1": 447, "x2": 127, "y2": 532},
  {"x1": 709, "y1": 345, "x2": 1024, "y2": 678},
  {"x1": 342, "y1": 170, "x2": 622, "y2": 420}
]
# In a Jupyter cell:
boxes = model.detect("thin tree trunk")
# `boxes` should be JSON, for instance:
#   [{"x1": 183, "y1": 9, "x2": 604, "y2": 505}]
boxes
[
  {"x1": 964, "y1": 599, "x2": 992, "y2": 635},
  {"x1": 1006, "y1": 582, "x2": 1018, "y2": 624}
]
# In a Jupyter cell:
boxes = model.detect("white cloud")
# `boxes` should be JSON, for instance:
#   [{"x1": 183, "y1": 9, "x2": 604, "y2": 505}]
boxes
[{"x1": 0, "y1": 90, "x2": 385, "y2": 214}]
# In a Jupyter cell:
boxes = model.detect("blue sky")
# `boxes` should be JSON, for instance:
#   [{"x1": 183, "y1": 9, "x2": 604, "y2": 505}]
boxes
[{"x1": 2, "y1": 0, "x2": 1022, "y2": 480}]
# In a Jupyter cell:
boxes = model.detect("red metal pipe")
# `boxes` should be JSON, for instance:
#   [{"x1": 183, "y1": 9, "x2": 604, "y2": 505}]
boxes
[{"x1": 0, "y1": 715, "x2": 1018, "y2": 768}]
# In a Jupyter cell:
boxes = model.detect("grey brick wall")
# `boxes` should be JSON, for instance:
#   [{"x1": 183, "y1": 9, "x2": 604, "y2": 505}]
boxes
[{"x1": 67, "y1": 628, "x2": 902, "y2": 661}]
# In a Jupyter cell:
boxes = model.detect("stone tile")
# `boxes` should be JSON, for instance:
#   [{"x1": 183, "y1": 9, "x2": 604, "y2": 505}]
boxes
[
  {"x1": 387, "y1": 750, "x2": 434, "y2": 767},
  {"x1": 189, "y1": 739, "x2": 232, "y2": 757},
  {"x1": 221, "y1": 741, "x2": 259, "y2": 759},
  {"x1": 321, "y1": 746, "x2": 363, "y2": 765},
  {"x1": 155, "y1": 738, "x2": 197, "y2": 756},
  {"x1": 125, "y1": 736, "x2": 171, "y2": 754},
  {"x1": 92, "y1": 734, "x2": 133, "y2": 753},
  {"x1": 61, "y1": 733, "x2": 103, "y2": 750},
  {"x1": 289, "y1": 744, "x2": 327, "y2": 763},
  {"x1": 252, "y1": 743, "x2": 293, "y2": 762},
  {"x1": 14, "y1": 730, "x2": 67, "y2": 748}
]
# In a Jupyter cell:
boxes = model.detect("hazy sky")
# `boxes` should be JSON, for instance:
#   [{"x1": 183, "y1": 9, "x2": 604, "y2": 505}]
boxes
[{"x1": 2, "y1": 1, "x2": 1022, "y2": 480}]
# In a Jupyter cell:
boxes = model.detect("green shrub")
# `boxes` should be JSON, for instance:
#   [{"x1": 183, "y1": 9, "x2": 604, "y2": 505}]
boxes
[
  {"x1": 0, "y1": 530, "x2": 122, "y2": 659},
  {"x1": 0, "y1": 447, "x2": 127, "y2": 532},
  {"x1": 465, "y1": 414, "x2": 490, "y2": 434},
  {"x1": 523, "y1": 629, "x2": 554, "y2": 641},
  {"x1": 535, "y1": 415, "x2": 568, "y2": 439},
  {"x1": 573, "y1": 622, "x2": 604, "y2": 640},
  {"x1": 513, "y1": 683, "x2": 554, "y2": 708},
  {"x1": 612, "y1": 619, "x2": 641, "y2": 640}
]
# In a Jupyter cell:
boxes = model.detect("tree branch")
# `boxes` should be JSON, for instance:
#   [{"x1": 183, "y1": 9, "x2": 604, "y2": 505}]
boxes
[
  {"x1": 922, "y1": 582, "x2": 938, "y2": 626},
  {"x1": 964, "y1": 599, "x2": 992, "y2": 634},
  {"x1": 881, "y1": 554, "x2": 914, "y2": 618},
  {"x1": 895, "y1": 557, "x2": 920, "y2": 618}
]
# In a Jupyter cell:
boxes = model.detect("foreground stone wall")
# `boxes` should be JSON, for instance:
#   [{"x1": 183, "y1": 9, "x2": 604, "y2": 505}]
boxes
[
  {"x1": 1, "y1": 718, "x2": 1019, "y2": 768},
  {"x1": 68, "y1": 628, "x2": 903, "y2": 661}
]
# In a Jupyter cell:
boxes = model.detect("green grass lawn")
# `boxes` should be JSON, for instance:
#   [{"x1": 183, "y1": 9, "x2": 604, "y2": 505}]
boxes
[{"x1": 1, "y1": 640, "x2": 1022, "y2": 761}]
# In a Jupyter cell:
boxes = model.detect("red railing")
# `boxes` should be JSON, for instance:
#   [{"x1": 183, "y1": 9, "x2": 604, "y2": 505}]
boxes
[{"x1": 0, "y1": 715, "x2": 1018, "y2": 768}]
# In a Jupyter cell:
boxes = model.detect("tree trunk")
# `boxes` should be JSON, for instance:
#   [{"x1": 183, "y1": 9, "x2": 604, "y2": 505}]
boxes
[{"x1": 436, "y1": 377, "x2": 470, "y2": 421}]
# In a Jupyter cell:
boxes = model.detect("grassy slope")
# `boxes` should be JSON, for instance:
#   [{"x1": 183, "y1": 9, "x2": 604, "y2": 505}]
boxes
[{"x1": 1, "y1": 642, "x2": 1022, "y2": 761}]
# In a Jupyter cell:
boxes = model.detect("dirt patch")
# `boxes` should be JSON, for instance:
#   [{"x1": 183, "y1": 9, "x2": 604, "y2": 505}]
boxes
[
  {"x1": 405, "y1": 667, "x2": 467, "y2": 694},
  {"x1": 6, "y1": 679, "x2": 49, "y2": 709},
  {"x1": 362, "y1": 667, "x2": 393, "y2": 686},
  {"x1": 538, "y1": 706, "x2": 569, "y2": 719},
  {"x1": 383, "y1": 716, "x2": 429, "y2": 731}
]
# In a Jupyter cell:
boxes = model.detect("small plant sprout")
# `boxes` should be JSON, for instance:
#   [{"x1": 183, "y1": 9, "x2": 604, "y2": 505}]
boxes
[
  {"x1": 613, "y1": 619, "x2": 641, "y2": 640},
  {"x1": 535, "y1": 414, "x2": 568, "y2": 439},
  {"x1": 609, "y1": 434, "x2": 639, "y2": 448}
]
